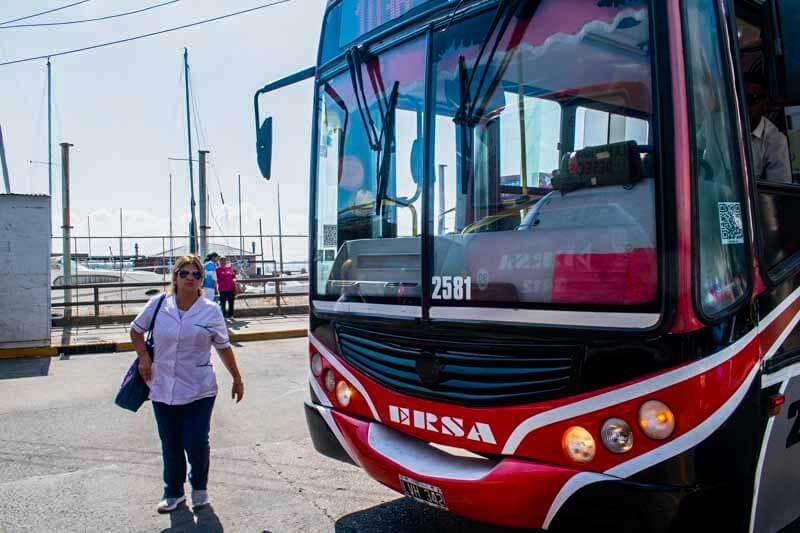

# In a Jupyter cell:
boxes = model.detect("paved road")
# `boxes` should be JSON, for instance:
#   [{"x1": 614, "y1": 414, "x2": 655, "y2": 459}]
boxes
[{"x1": 0, "y1": 339, "x2": 517, "y2": 533}]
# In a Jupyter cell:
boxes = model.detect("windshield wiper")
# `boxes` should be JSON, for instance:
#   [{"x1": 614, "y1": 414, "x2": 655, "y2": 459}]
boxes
[
  {"x1": 346, "y1": 47, "x2": 381, "y2": 151},
  {"x1": 375, "y1": 81, "x2": 399, "y2": 216},
  {"x1": 453, "y1": 0, "x2": 520, "y2": 194},
  {"x1": 471, "y1": 0, "x2": 543, "y2": 121},
  {"x1": 453, "y1": 0, "x2": 520, "y2": 127},
  {"x1": 346, "y1": 45, "x2": 401, "y2": 217}
]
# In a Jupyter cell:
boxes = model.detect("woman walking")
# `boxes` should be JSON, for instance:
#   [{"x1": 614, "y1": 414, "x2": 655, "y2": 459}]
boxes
[
  {"x1": 216, "y1": 256, "x2": 236, "y2": 318},
  {"x1": 130, "y1": 255, "x2": 244, "y2": 513}
]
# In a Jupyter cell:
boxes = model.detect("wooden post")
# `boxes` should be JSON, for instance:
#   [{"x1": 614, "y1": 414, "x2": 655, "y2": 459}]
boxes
[
  {"x1": 94, "y1": 287, "x2": 100, "y2": 317},
  {"x1": 275, "y1": 276, "x2": 282, "y2": 313}
]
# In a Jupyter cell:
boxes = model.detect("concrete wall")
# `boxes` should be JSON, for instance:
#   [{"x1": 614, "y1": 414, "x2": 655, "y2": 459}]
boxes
[{"x1": 0, "y1": 194, "x2": 51, "y2": 348}]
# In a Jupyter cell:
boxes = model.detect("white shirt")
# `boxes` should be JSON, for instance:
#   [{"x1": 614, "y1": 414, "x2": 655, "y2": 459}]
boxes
[
  {"x1": 131, "y1": 294, "x2": 230, "y2": 406},
  {"x1": 752, "y1": 116, "x2": 792, "y2": 183}
]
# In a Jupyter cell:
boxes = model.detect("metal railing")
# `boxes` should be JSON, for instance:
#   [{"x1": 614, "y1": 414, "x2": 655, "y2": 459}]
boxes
[
  {"x1": 50, "y1": 233, "x2": 309, "y2": 277},
  {"x1": 51, "y1": 275, "x2": 309, "y2": 317}
]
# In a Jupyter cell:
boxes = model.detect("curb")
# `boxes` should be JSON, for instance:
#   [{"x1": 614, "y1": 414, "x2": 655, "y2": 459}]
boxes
[
  {"x1": 0, "y1": 346, "x2": 58, "y2": 359},
  {"x1": 229, "y1": 329, "x2": 308, "y2": 343},
  {"x1": 0, "y1": 329, "x2": 308, "y2": 360}
]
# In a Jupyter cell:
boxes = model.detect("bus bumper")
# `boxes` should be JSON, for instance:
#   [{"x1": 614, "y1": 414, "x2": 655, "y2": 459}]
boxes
[{"x1": 304, "y1": 401, "x2": 690, "y2": 530}]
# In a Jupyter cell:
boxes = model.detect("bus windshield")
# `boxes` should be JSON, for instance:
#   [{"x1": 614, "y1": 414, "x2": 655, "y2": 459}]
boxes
[{"x1": 314, "y1": 0, "x2": 659, "y2": 312}]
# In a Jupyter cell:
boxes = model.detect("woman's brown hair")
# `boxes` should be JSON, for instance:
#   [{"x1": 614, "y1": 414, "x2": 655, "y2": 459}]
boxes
[{"x1": 170, "y1": 255, "x2": 204, "y2": 296}]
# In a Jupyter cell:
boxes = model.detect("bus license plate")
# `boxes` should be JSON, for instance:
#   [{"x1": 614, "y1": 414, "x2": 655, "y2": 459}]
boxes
[{"x1": 399, "y1": 475, "x2": 448, "y2": 510}]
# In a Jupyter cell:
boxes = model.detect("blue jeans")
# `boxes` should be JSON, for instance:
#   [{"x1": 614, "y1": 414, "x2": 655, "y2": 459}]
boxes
[{"x1": 152, "y1": 396, "x2": 216, "y2": 499}]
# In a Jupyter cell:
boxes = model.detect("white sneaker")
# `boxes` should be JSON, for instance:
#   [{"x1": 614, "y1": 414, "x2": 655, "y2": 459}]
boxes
[
  {"x1": 192, "y1": 489, "x2": 210, "y2": 509},
  {"x1": 157, "y1": 495, "x2": 185, "y2": 513}
]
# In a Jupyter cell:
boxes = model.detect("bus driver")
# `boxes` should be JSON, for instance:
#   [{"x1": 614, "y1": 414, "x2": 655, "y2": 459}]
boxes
[{"x1": 744, "y1": 70, "x2": 792, "y2": 183}]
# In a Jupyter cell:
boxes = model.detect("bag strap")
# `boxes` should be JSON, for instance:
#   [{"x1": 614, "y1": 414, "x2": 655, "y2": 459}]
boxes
[{"x1": 146, "y1": 295, "x2": 166, "y2": 336}]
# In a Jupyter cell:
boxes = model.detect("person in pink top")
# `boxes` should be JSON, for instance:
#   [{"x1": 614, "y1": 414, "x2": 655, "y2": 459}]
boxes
[{"x1": 215, "y1": 256, "x2": 237, "y2": 318}]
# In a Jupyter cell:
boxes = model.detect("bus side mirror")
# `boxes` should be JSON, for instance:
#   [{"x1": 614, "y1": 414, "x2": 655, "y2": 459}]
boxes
[
  {"x1": 253, "y1": 66, "x2": 315, "y2": 180},
  {"x1": 256, "y1": 117, "x2": 273, "y2": 180}
]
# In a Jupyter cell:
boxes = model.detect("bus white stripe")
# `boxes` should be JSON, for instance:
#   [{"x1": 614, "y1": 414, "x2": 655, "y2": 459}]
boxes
[
  {"x1": 503, "y1": 285, "x2": 800, "y2": 455},
  {"x1": 310, "y1": 333, "x2": 382, "y2": 422},
  {"x1": 430, "y1": 307, "x2": 660, "y2": 328},
  {"x1": 313, "y1": 300, "x2": 421, "y2": 318},
  {"x1": 543, "y1": 361, "x2": 761, "y2": 529},
  {"x1": 308, "y1": 398, "x2": 362, "y2": 467},
  {"x1": 543, "y1": 472, "x2": 615, "y2": 529},
  {"x1": 501, "y1": 325, "x2": 758, "y2": 454},
  {"x1": 540, "y1": 290, "x2": 800, "y2": 529}
]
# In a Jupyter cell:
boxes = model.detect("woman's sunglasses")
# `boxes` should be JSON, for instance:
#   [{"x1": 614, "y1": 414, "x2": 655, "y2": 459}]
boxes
[{"x1": 178, "y1": 270, "x2": 202, "y2": 280}]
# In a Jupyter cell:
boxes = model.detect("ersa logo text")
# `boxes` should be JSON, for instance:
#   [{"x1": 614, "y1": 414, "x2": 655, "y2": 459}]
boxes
[{"x1": 388, "y1": 405, "x2": 497, "y2": 444}]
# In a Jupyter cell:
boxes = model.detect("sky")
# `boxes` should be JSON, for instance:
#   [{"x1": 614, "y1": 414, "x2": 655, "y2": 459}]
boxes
[{"x1": 0, "y1": 0, "x2": 325, "y2": 261}]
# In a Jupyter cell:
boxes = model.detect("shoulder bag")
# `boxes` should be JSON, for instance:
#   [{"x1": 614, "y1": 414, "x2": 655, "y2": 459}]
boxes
[{"x1": 114, "y1": 294, "x2": 165, "y2": 412}]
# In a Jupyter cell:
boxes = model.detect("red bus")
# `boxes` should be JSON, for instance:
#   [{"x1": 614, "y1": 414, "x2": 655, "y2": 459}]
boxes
[{"x1": 255, "y1": 0, "x2": 800, "y2": 530}]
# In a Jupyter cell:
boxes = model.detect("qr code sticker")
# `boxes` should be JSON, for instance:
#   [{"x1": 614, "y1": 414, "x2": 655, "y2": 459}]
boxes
[
  {"x1": 322, "y1": 224, "x2": 337, "y2": 248},
  {"x1": 718, "y1": 202, "x2": 744, "y2": 245}
]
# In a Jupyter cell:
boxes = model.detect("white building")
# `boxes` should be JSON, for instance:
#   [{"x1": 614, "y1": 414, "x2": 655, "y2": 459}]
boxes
[{"x1": 0, "y1": 194, "x2": 51, "y2": 348}]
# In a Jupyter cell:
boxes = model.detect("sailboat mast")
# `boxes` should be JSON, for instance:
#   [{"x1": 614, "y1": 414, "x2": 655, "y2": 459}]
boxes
[
  {"x1": 184, "y1": 48, "x2": 198, "y2": 255},
  {"x1": 47, "y1": 58, "x2": 52, "y2": 197},
  {"x1": 277, "y1": 180, "x2": 284, "y2": 275},
  {"x1": 169, "y1": 172, "x2": 174, "y2": 266},
  {"x1": 0, "y1": 126, "x2": 10, "y2": 194}
]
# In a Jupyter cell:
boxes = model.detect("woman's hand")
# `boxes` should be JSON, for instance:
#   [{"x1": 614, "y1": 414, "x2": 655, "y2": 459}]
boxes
[
  {"x1": 232, "y1": 381, "x2": 244, "y2": 403},
  {"x1": 216, "y1": 347, "x2": 243, "y2": 402},
  {"x1": 138, "y1": 354, "x2": 152, "y2": 383}
]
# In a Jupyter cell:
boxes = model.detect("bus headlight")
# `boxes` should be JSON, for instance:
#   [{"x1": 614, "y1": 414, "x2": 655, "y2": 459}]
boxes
[
  {"x1": 324, "y1": 369, "x2": 336, "y2": 393},
  {"x1": 601, "y1": 418, "x2": 634, "y2": 453},
  {"x1": 563, "y1": 426, "x2": 596, "y2": 464},
  {"x1": 310, "y1": 353, "x2": 323, "y2": 377},
  {"x1": 336, "y1": 381, "x2": 353, "y2": 406},
  {"x1": 638, "y1": 400, "x2": 675, "y2": 440}
]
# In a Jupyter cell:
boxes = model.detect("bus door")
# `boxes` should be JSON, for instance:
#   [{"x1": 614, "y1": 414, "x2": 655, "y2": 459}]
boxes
[
  {"x1": 753, "y1": 338, "x2": 800, "y2": 533},
  {"x1": 730, "y1": 0, "x2": 800, "y2": 530}
]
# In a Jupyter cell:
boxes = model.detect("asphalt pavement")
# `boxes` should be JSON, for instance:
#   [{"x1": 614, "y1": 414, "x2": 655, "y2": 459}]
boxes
[{"x1": 0, "y1": 338, "x2": 518, "y2": 533}]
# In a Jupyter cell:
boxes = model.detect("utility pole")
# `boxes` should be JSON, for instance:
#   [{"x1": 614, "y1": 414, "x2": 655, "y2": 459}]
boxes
[
  {"x1": 60, "y1": 142, "x2": 73, "y2": 319},
  {"x1": 198, "y1": 150, "x2": 210, "y2": 259},
  {"x1": 119, "y1": 208, "x2": 124, "y2": 277},
  {"x1": 0, "y1": 125, "x2": 10, "y2": 193},
  {"x1": 238, "y1": 173, "x2": 243, "y2": 264},
  {"x1": 276, "y1": 180, "x2": 284, "y2": 275},
  {"x1": 119, "y1": 208, "x2": 124, "y2": 315},
  {"x1": 168, "y1": 172, "x2": 174, "y2": 267},
  {"x1": 47, "y1": 58, "x2": 53, "y2": 197},
  {"x1": 47, "y1": 59, "x2": 54, "y2": 268},
  {"x1": 184, "y1": 48, "x2": 198, "y2": 255}
]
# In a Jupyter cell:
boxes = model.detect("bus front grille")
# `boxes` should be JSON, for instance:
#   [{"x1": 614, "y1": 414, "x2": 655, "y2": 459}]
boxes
[{"x1": 335, "y1": 324, "x2": 579, "y2": 406}]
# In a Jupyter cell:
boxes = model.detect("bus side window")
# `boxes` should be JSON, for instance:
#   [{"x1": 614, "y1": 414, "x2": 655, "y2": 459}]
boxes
[
  {"x1": 684, "y1": 0, "x2": 751, "y2": 319},
  {"x1": 736, "y1": 8, "x2": 793, "y2": 184},
  {"x1": 775, "y1": 0, "x2": 800, "y2": 106},
  {"x1": 736, "y1": 1, "x2": 800, "y2": 280},
  {"x1": 776, "y1": 0, "x2": 800, "y2": 182}
]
